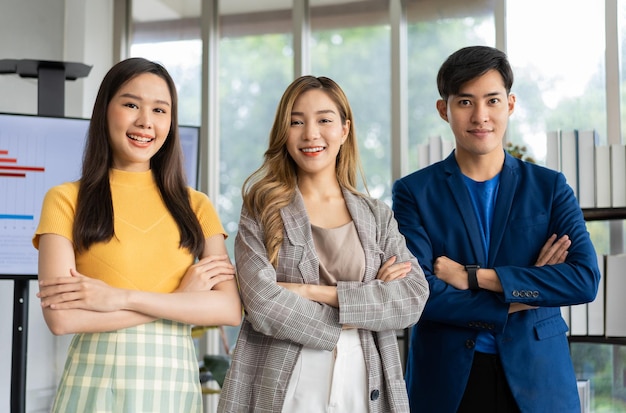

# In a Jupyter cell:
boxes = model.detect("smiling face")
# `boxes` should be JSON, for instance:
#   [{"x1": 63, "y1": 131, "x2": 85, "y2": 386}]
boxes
[
  {"x1": 106, "y1": 73, "x2": 172, "y2": 171},
  {"x1": 437, "y1": 69, "x2": 515, "y2": 162},
  {"x1": 286, "y1": 89, "x2": 350, "y2": 179}
]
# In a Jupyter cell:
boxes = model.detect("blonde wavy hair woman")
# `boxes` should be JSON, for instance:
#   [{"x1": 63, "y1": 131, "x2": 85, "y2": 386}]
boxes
[
  {"x1": 241, "y1": 76, "x2": 364, "y2": 266},
  {"x1": 218, "y1": 75, "x2": 429, "y2": 413}
]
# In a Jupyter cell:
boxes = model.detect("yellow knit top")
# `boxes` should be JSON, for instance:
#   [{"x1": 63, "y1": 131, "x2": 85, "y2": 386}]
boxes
[{"x1": 33, "y1": 169, "x2": 226, "y2": 293}]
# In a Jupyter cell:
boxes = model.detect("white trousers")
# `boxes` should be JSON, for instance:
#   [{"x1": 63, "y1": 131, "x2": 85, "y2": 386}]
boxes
[{"x1": 282, "y1": 328, "x2": 369, "y2": 413}]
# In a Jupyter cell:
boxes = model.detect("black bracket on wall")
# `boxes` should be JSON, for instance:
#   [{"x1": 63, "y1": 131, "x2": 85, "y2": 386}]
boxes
[{"x1": 0, "y1": 59, "x2": 92, "y2": 117}]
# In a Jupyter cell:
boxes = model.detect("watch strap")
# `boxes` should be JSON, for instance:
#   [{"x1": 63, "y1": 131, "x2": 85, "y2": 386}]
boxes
[{"x1": 466, "y1": 264, "x2": 480, "y2": 290}]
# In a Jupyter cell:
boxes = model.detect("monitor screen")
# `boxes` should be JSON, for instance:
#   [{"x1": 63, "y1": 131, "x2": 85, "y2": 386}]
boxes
[{"x1": 0, "y1": 112, "x2": 200, "y2": 276}]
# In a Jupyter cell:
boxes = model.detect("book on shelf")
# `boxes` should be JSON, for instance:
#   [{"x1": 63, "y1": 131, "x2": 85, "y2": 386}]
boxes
[
  {"x1": 417, "y1": 142, "x2": 429, "y2": 170},
  {"x1": 605, "y1": 253, "x2": 626, "y2": 337},
  {"x1": 428, "y1": 135, "x2": 442, "y2": 166},
  {"x1": 569, "y1": 303, "x2": 588, "y2": 336},
  {"x1": 441, "y1": 138, "x2": 455, "y2": 160},
  {"x1": 586, "y1": 253, "x2": 605, "y2": 336},
  {"x1": 576, "y1": 130, "x2": 597, "y2": 208},
  {"x1": 418, "y1": 136, "x2": 454, "y2": 170},
  {"x1": 610, "y1": 143, "x2": 626, "y2": 207},
  {"x1": 545, "y1": 130, "x2": 561, "y2": 171},
  {"x1": 559, "y1": 130, "x2": 578, "y2": 200},
  {"x1": 561, "y1": 306, "x2": 570, "y2": 335},
  {"x1": 577, "y1": 380, "x2": 591, "y2": 413},
  {"x1": 594, "y1": 144, "x2": 611, "y2": 208}
]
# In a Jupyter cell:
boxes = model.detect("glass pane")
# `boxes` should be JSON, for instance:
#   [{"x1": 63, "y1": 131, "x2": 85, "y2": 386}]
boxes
[
  {"x1": 571, "y1": 342, "x2": 626, "y2": 412},
  {"x1": 406, "y1": 1, "x2": 495, "y2": 172},
  {"x1": 311, "y1": 24, "x2": 391, "y2": 201},
  {"x1": 130, "y1": 40, "x2": 202, "y2": 127},
  {"x1": 130, "y1": 0, "x2": 202, "y2": 126},
  {"x1": 506, "y1": 0, "x2": 606, "y2": 165},
  {"x1": 218, "y1": 33, "x2": 293, "y2": 253}
]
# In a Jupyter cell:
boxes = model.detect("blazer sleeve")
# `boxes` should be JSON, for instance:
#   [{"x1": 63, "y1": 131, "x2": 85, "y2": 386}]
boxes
[
  {"x1": 392, "y1": 177, "x2": 509, "y2": 331},
  {"x1": 234, "y1": 206, "x2": 341, "y2": 351},
  {"x1": 494, "y1": 172, "x2": 600, "y2": 307},
  {"x1": 336, "y1": 198, "x2": 430, "y2": 332}
]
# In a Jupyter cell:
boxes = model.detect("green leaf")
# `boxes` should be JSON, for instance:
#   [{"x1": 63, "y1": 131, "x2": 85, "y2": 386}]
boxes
[{"x1": 202, "y1": 354, "x2": 231, "y2": 388}]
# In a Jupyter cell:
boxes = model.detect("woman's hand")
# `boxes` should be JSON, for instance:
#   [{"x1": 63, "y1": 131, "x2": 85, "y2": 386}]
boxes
[
  {"x1": 37, "y1": 269, "x2": 125, "y2": 312},
  {"x1": 377, "y1": 256, "x2": 411, "y2": 282},
  {"x1": 275, "y1": 256, "x2": 411, "y2": 307},
  {"x1": 176, "y1": 254, "x2": 236, "y2": 293}
]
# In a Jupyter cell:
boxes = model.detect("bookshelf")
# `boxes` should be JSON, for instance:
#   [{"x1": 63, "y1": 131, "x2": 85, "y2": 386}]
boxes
[
  {"x1": 569, "y1": 207, "x2": 626, "y2": 412},
  {"x1": 569, "y1": 207, "x2": 626, "y2": 344}
]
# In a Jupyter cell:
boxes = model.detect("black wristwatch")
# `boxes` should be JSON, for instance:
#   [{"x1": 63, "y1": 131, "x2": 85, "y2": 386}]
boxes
[{"x1": 465, "y1": 265, "x2": 480, "y2": 290}]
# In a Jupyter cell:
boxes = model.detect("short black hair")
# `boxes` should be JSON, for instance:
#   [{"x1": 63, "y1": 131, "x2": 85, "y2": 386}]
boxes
[{"x1": 436, "y1": 46, "x2": 514, "y2": 101}]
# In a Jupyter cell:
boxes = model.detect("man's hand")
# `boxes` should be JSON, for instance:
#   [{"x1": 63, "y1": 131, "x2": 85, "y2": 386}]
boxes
[
  {"x1": 535, "y1": 234, "x2": 570, "y2": 266},
  {"x1": 433, "y1": 256, "x2": 468, "y2": 289}
]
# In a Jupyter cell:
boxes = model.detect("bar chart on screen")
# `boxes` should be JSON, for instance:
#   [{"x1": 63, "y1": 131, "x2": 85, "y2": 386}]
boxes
[{"x1": 0, "y1": 113, "x2": 87, "y2": 275}]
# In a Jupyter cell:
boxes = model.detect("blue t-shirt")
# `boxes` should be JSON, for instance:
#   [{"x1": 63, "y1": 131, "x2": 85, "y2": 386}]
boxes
[{"x1": 463, "y1": 173, "x2": 500, "y2": 354}]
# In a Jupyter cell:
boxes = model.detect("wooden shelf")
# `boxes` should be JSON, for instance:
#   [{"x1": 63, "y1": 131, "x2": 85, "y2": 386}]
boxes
[
  {"x1": 582, "y1": 207, "x2": 626, "y2": 221},
  {"x1": 568, "y1": 336, "x2": 626, "y2": 346}
]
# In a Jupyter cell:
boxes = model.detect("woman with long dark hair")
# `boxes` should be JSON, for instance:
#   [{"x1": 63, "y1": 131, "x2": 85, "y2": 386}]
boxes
[{"x1": 34, "y1": 57, "x2": 241, "y2": 412}]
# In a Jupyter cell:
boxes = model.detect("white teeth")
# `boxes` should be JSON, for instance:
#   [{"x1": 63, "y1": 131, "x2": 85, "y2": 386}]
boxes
[
  {"x1": 301, "y1": 147, "x2": 324, "y2": 153},
  {"x1": 128, "y1": 134, "x2": 153, "y2": 143}
]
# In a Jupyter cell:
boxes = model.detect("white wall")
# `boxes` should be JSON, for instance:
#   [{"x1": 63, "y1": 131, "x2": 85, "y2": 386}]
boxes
[
  {"x1": 0, "y1": 0, "x2": 114, "y2": 118},
  {"x1": 0, "y1": 1, "x2": 115, "y2": 411}
]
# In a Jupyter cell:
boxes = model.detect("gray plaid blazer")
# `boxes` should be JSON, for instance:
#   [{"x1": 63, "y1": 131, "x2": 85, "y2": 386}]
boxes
[{"x1": 218, "y1": 187, "x2": 429, "y2": 413}]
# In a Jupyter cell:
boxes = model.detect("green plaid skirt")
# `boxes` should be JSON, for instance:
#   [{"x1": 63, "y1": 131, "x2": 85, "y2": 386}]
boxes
[{"x1": 51, "y1": 319, "x2": 202, "y2": 413}]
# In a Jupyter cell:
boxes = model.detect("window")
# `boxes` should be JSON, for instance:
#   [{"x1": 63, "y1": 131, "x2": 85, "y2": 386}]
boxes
[
  {"x1": 218, "y1": 32, "x2": 292, "y2": 245},
  {"x1": 406, "y1": 0, "x2": 495, "y2": 172},
  {"x1": 311, "y1": 2, "x2": 391, "y2": 200},
  {"x1": 507, "y1": 0, "x2": 607, "y2": 162}
]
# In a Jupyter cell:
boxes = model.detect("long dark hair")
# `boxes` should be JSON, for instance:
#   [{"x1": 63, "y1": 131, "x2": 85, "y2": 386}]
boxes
[{"x1": 73, "y1": 57, "x2": 205, "y2": 257}]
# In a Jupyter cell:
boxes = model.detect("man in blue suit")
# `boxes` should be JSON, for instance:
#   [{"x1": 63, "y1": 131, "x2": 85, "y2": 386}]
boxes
[{"x1": 392, "y1": 45, "x2": 601, "y2": 413}]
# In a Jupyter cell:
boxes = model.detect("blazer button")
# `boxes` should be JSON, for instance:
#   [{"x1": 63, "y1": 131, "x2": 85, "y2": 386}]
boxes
[
  {"x1": 465, "y1": 339, "x2": 475, "y2": 349},
  {"x1": 370, "y1": 389, "x2": 380, "y2": 401}
]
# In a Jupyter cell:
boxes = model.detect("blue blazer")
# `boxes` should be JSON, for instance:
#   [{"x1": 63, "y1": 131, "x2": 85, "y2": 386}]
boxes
[{"x1": 392, "y1": 151, "x2": 600, "y2": 413}]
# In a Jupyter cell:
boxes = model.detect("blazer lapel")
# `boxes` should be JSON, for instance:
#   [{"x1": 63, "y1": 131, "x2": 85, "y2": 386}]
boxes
[
  {"x1": 343, "y1": 189, "x2": 378, "y2": 283},
  {"x1": 282, "y1": 188, "x2": 320, "y2": 284},
  {"x1": 488, "y1": 153, "x2": 518, "y2": 266},
  {"x1": 443, "y1": 155, "x2": 485, "y2": 262}
]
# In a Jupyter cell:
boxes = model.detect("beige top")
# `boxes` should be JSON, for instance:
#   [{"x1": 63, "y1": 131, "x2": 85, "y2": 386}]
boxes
[{"x1": 311, "y1": 221, "x2": 365, "y2": 285}]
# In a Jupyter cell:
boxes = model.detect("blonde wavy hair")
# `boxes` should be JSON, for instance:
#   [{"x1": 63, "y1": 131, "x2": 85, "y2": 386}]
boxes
[{"x1": 241, "y1": 76, "x2": 367, "y2": 266}]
